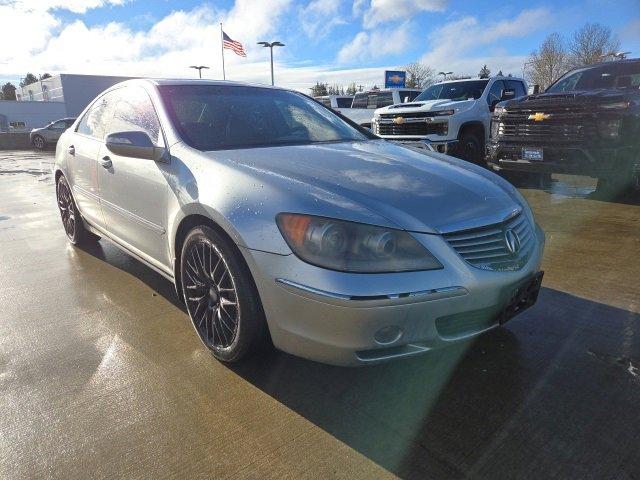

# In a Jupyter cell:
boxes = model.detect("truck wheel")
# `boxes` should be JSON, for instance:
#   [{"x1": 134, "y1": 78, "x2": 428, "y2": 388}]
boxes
[{"x1": 458, "y1": 131, "x2": 484, "y2": 165}]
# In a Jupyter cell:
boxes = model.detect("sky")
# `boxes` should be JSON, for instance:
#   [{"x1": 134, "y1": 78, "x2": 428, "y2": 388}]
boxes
[{"x1": 0, "y1": 0, "x2": 639, "y2": 92}]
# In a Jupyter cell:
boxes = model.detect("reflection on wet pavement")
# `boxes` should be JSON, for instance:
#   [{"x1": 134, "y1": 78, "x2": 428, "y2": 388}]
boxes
[{"x1": 0, "y1": 150, "x2": 639, "y2": 479}]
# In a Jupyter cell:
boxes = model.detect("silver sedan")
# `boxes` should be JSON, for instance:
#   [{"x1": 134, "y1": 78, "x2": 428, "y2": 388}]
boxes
[{"x1": 54, "y1": 79, "x2": 545, "y2": 366}]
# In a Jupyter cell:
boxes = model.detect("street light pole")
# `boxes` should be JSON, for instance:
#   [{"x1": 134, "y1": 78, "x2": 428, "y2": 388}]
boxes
[
  {"x1": 257, "y1": 41, "x2": 285, "y2": 86},
  {"x1": 189, "y1": 65, "x2": 209, "y2": 78}
]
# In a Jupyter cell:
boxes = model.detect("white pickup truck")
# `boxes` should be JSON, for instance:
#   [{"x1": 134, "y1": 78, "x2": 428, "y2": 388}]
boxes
[
  {"x1": 371, "y1": 76, "x2": 527, "y2": 163},
  {"x1": 337, "y1": 88, "x2": 422, "y2": 128}
]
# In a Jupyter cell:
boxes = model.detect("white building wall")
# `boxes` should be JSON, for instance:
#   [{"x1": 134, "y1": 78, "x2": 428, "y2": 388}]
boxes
[{"x1": 0, "y1": 101, "x2": 68, "y2": 131}]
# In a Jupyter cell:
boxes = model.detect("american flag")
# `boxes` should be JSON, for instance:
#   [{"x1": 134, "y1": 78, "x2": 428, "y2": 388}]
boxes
[{"x1": 222, "y1": 31, "x2": 247, "y2": 57}]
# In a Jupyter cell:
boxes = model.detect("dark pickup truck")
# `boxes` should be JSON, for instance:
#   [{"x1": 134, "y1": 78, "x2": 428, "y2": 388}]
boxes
[{"x1": 487, "y1": 59, "x2": 640, "y2": 194}]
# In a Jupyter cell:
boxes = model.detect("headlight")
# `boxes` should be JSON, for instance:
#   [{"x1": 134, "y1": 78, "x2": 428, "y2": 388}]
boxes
[
  {"x1": 599, "y1": 101, "x2": 630, "y2": 110},
  {"x1": 598, "y1": 118, "x2": 622, "y2": 138},
  {"x1": 490, "y1": 120, "x2": 500, "y2": 139},
  {"x1": 276, "y1": 213, "x2": 443, "y2": 273},
  {"x1": 494, "y1": 106, "x2": 506, "y2": 115},
  {"x1": 434, "y1": 109, "x2": 455, "y2": 116}
]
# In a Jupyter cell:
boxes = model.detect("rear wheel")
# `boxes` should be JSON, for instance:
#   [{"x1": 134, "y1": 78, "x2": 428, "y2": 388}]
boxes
[
  {"x1": 32, "y1": 135, "x2": 45, "y2": 150},
  {"x1": 56, "y1": 175, "x2": 100, "y2": 244},
  {"x1": 180, "y1": 225, "x2": 267, "y2": 363},
  {"x1": 458, "y1": 130, "x2": 484, "y2": 165}
]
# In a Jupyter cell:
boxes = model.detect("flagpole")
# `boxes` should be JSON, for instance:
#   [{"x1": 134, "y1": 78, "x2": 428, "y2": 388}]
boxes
[{"x1": 220, "y1": 22, "x2": 226, "y2": 80}]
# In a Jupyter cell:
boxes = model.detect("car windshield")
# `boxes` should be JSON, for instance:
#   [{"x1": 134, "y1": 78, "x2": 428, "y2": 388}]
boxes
[
  {"x1": 546, "y1": 61, "x2": 640, "y2": 92},
  {"x1": 159, "y1": 85, "x2": 368, "y2": 151},
  {"x1": 414, "y1": 80, "x2": 489, "y2": 101}
]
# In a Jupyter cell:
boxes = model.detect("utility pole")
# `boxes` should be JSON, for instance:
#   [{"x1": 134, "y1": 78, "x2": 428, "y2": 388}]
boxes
[
  {"x1": 189, "y1": 66, "x2": 209, "y2": 78},
  {"x1": 257, "y1": 41, "x2": 285, "y2": 85}
]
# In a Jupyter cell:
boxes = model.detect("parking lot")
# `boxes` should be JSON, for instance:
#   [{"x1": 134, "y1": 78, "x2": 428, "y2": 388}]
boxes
[{"x1": 1, "y1": 149, "x2": 639, "y2": 478}]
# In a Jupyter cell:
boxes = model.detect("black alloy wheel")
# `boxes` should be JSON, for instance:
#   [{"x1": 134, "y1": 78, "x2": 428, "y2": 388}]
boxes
[
  {"x1": 56, "y1": 175, "x2": 100, "y2": 244},
  {"x1": 458, "y1": 131, "x2": 484, "y2": 165},
  {"x1": 57, "y1": 176, "x2": 76, "y2": 241},
  {"x1": 180, "y1": 226, "x2": 267, "y2": 362}
]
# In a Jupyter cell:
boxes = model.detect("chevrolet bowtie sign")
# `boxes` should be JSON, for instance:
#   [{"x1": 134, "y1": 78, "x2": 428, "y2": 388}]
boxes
[
  {"x1": 384, "y1": 70, "x2": 406, "y2": 88},
  {"x1": 393, "y1": 116, "x2": 405, "y2": 125},
  {"x1": 528, "y1": 112, "x2": 551, "y2": 121}
]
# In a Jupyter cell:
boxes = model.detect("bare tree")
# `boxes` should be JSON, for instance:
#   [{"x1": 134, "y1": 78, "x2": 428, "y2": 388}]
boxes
[
  {"x1": 567, "y1": 23, "x2": 620, "y2": 68},
  {"x1": 404, "y1": 62, "x2": 436, "y2": 89},
  {"x1": 526, "y1": 33, "x2": 568, "y2": 90}
]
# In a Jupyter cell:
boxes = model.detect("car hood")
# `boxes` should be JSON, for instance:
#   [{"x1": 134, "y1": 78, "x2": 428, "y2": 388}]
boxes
[
  {"x1": 214, "y1": 140, "x2": 521, "y2": 234},
  {"x1": 377, "y1": 99, "x2": 475, "y2": 114}
]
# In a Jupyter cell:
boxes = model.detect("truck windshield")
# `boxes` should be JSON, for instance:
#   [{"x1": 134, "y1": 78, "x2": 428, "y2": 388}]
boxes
[
  {"x1": 414, "y1": 80, "x2": 489, "y2": 101},
  {"x1": 159, "y1": 85, "x2": 368, "y2": 151},
  {"x1": 546, "y1": 61, "x2": 640, "y2": 92}
]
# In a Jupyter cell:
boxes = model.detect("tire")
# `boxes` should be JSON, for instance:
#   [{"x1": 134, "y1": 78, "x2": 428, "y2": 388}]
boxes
[
  {"x1": 56, "y1": 175, "x2": 100, "y2": 245},
  {"x1": 180, "y1": 225, "x2": 267, "y2": 363},
  {"x1": 32, "y1": 135, "x2": 45, "y2": 150},
  {"x1": 457, "y1": 130, "x2": 484, "y2": 165}
]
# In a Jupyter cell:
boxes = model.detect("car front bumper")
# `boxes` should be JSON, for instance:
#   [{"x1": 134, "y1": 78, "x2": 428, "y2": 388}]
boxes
[{"x1": 240, "y1": 224, "x2": 545, "y2": 366}]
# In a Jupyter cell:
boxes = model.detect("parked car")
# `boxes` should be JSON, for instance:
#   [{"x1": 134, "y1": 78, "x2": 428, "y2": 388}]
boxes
[
  {"x1": 54, "y1": 79, "x2": 545, "y2": 366},
  {"x1": 30, "y1": 118, "x2": 76, "y2": 150},
  {"x1": 340, "y1": 88, "x2": 422, "y2": 128},
  {"x1": 315, "y1": 95, "x2": 354, "y2": 109},
  {"x1": 372, "y1": 76, "x2": 527, "y2": 163},
  {"x1": 487, "y1": 59, "x2": 640, "y2": 194}
]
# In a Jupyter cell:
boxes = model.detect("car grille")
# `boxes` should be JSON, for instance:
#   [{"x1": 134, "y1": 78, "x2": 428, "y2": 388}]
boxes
[
  {"x1": 443, "y1": 213, "x2": 534, "y2": 271},
  {"x1": 494, "y1": 103, "x2": 597, "y2": 144}
]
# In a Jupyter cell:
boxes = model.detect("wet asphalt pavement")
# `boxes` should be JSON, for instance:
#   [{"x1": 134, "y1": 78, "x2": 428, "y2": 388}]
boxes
[{"x1": 0, "y1": 150, "x2": 639, "y2": 479}]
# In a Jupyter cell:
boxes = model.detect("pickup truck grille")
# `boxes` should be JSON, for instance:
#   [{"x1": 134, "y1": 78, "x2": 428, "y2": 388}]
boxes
[
  {"x1": 494, "y1": 105, "x2": 597, "y2": 143},
  {"x1": 376, "y1": 122, "x2": 447, "y2": 136},
  {"x1": 443, "y1": 213, "x2": 534, "y2": 271}
]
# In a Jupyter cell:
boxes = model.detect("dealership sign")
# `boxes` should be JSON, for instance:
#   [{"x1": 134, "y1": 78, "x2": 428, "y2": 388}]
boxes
[{"x1": 384, "y1": 70, "x2": 406, "y2": 88}]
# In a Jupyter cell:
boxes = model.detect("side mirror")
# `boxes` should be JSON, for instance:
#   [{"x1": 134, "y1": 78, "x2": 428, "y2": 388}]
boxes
[
  {"x1": 501, "y1": 88, "x2": 516, "y2": 100},
  {"x1": 528, "y1": 84, "x2": 540, "y2": 95},
  {"x1": 105, "y1": 131, "x2": 166, "y2": 161},
  {"x1": 403, "y1": 96, "x2": 410, "y2": 103}
]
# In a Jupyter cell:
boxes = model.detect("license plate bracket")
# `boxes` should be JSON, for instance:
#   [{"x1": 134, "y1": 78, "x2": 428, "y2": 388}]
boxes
[
  {"x1": 522, "y1": 147, "x2": 544, "y2": 161},
  {"x1": 498, "y1": 271, "x2": 544, "y2": 325}
]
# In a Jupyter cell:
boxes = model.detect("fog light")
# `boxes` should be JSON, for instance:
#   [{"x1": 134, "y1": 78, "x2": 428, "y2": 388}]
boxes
[{"x1": 374, "y1": 325, "x2": 403, "y2": 345}]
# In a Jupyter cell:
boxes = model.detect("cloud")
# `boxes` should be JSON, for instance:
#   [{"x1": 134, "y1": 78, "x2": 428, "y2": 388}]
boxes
[
  {"x1": 299, "y1": 0, "x2": 345, "y2": 39},
  {"x1": 356, "y1": 0, "x2": 448, "y2": 28},
  {"x1": 419, "y1": 8, "x2": 551, "y2": 74},
  {"x1": 337, "y1": 24, "x2": 411, "y2": 63}
]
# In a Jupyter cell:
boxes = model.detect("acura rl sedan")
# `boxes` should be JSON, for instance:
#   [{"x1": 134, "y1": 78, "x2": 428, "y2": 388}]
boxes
[{"x1": 54, "y1": 79, "x2": 545, "y2": 366}]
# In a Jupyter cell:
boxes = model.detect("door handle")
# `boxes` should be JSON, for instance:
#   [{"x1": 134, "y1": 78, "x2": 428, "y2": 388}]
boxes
[
  {"x1": 99, "y1": 156, "x2": 112, "y2": 169},
  {"x1": 67, "y1": 145, "x2": 75, "y2": 156}
]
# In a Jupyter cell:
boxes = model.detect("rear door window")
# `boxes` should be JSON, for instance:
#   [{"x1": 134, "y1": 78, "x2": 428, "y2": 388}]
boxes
[
  {"x1": 375, "y1": 92, "x2": 394, "y2": 108},
  {"x1": 76, "y1": 94, "x2": 113, "y2": 139},
  {"x1": 505, "y1": 80, "x2": 526, "y2": 98}
]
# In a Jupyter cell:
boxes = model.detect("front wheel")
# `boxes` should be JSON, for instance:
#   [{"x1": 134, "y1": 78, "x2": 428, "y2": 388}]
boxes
[
  {"x1": 180, "y1": 225, "x2": 268, "y2": 363},
  {"x1": 457, "y1": 131, "x2": 484, "y2": 165},
  {"x1": 32, "y1": 135, "x2": 45, "y2": 150}
]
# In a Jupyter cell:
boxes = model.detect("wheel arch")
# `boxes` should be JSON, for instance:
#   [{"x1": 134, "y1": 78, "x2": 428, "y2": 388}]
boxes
[{"x1": 458, "y1": 121, "x2": 486, "y2": 143}]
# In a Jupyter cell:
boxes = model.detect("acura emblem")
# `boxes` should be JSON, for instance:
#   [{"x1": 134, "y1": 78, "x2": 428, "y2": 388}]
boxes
[{"x1": 504, "y1": 229, "x2": 521, "y2": 255}]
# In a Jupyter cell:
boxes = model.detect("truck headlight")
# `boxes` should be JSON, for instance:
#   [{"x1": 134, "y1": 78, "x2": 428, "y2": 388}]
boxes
[
  {"x1": 494, "y1": 106, "x2": 506, "y2": 115},
  {"x1": 434, "y1": 109, "x2": 455, "y2": 116},
  {"x1": 277, "y1": 213, "x2": 442, "y2": 273},
  {"x1": 598, "y1": 118, "x2": 622, "y2": 138},
  {"x1": 490, "y1": 120, "x2": 499, "y2": 139}
]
